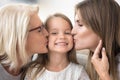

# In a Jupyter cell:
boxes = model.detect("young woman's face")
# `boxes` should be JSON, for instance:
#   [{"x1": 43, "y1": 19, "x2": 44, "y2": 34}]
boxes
[
  {"x1": 26, "y1": 13, "x2": 48, "y2": 56},
  {"x1": 48, "y1": 17, "x2": 73, "y2": 53},
  {"x1": 71, "y1": 12, "x2": 100, "y2": 51}
]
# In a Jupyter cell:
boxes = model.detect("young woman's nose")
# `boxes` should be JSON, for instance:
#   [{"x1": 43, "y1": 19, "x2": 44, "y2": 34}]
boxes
[{"x1": 71, "y1": 26, "x2": 77, "y2": 36}]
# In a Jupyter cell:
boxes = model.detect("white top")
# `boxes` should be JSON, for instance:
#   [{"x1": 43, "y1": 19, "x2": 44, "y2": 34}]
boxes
[
  {"x1": 36, "y1": 62, "x2": 90, "y2": 80},
  {"x1": 0, "y1": 64, "x2": 21, "y2": 80}
]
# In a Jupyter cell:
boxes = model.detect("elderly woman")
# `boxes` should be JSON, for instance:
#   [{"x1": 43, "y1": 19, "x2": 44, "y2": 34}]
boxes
[{"x1": 0, "y1": 3, "x2": 48, "y2": 80}]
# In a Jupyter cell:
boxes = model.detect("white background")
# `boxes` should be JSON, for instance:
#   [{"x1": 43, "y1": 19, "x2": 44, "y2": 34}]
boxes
[
  {"x1": 38, "y1": 0, "x2": 120, "y2": 24},
  {"x1": 0, "y1": 0, "x2": 119, "y2": 24}
]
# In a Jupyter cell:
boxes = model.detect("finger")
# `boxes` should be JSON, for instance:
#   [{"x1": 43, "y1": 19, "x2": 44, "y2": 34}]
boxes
[
  {"x1": 93, "y1": 40, "x2": 102, "y2": 58},
  {"x1": 101, "y1": 47, "x2": 108, "y2": 60}
]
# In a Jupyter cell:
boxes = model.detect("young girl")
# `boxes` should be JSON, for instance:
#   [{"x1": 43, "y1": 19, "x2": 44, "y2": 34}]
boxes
[{"x1": 24, "y1": 13, "x2": 90, "y2": 80}]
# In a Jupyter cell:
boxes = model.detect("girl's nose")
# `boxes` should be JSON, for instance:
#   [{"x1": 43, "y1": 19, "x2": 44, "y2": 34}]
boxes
[{"x1": 59, "y1": 33, "x2": 66, "y2": 39}]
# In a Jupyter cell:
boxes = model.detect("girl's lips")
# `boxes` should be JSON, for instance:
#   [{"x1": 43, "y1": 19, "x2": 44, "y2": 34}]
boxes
[{"x1": 55, "y1": 42, "x2": 68, "y2": 46}]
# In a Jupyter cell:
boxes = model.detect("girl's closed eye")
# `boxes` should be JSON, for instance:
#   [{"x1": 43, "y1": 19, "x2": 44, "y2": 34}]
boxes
[{"x1": 50, "y1": 32, "x2": 58, "y2": 35}]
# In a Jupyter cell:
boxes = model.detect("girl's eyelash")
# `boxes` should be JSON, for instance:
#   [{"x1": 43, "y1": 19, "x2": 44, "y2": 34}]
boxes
[
  {"x1": 78, "y1": 24, "x2": 83, "y2": 26},
  {"x1": 50, "y1": 31, "x2": 71, "y2": 35},
  {"x1": 51, "y1": 32, "x2": 57, "y2": 34}
]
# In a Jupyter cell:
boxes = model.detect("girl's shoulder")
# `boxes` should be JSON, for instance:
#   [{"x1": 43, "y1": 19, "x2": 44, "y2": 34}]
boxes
[{"x1": 70, "y1": 62, "x2": 84, "y2": 68}]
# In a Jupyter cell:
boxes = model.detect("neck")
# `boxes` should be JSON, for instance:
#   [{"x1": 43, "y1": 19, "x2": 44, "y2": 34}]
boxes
[{"x1": 46, "y1": 52, "x2": 69, "y2": 71}]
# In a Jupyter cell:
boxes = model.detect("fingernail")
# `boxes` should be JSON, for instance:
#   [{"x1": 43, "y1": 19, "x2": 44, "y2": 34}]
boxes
[
  {"x1": 99, "y1": 40, "x2": 101, "y2": 42},
  {"x1": 102, "y1": 47, "x2": 105, "y2": 51}
]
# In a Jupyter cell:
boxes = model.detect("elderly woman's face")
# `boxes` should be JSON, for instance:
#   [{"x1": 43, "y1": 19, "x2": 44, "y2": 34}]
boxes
[
  {"x1": 26, "y1": 13, "x2": 48, "y2": 56},
  {"x1": 71, "y1": 12, "x2": 100, "y2": 52}
]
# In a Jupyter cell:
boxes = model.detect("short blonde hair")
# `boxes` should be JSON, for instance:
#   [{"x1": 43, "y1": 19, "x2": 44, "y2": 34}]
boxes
[{"x1": 0, "y1": 3, "x2": 39, "y2": 70}]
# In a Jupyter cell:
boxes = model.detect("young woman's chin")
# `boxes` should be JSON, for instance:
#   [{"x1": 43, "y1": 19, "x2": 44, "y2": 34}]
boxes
[
  {"x1": 74, "y1": 45, "x2": 87, "y2": 51},
  {"x1": 75, "y1": 47, "x2": 82, "y2": 50}
]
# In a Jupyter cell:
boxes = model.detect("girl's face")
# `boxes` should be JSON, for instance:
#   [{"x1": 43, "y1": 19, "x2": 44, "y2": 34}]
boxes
[
  {"x1": 26, "y1": 13, "x2": 48, "y2": 56},
  {"x1": 48, "y1": 17, "x2": 73, "y2": 53},
  {"x1": 71, "y1": 12, "x2": 100, "y2": 52}
]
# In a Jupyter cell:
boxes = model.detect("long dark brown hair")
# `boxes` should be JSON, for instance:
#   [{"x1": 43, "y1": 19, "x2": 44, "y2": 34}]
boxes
[{"x1": 75, "y1": 0, "x2": 120, "y2": 80}]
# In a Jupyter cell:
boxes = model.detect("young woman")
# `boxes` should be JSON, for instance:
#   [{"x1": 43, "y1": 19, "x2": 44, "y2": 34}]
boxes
[
  {"x1": 0, "y1": 3, "x2": 48, "y2": 80},
  {"x1": 72, "y1": 0, "x2": 120, "y2": 80},
  {"x1": 24, "y1": 13, "x2": 90, "y2": 80}
]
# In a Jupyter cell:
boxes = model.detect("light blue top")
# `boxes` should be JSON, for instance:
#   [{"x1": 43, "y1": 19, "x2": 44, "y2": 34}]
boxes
[{"x1": 0, "y1": 64, "x2": 21, "y2": 80}]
